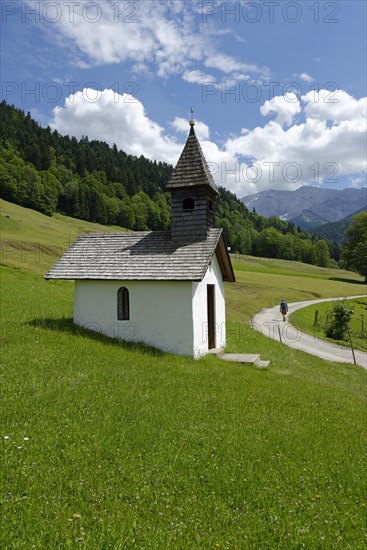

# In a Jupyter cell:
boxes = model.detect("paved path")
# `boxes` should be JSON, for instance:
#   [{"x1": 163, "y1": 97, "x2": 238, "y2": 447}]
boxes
[{"x1": 252, "y1": 295, "x2": 367, "y2": 369}]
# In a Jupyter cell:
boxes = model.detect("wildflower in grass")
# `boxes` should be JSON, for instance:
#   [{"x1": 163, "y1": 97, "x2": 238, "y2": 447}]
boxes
[
  {"x1": 73, "y1": 513, "x2": 81, "y2": 519},
  {"x1": 24, "y1": 437, "x2": 29, "y2": 441},
  {"x1": 4, "y1": 436, "x2": 10, "y2": 440}
]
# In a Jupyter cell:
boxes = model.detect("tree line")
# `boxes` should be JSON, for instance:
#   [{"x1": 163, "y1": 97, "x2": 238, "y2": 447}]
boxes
[{"x1": 0, "y1": 100, "x2": 346, "y2": 269}]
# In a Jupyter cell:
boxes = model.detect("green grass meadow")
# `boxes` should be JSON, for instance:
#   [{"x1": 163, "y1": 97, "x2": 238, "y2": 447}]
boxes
[
  {"x1": 290, "y1": 298, "x2": 367, "y2": 352},
  {"x1": 1, "y1": 200, "x2": 367, "y2": 549}
]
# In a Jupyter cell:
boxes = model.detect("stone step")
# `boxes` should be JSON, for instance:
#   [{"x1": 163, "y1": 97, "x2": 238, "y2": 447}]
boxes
[
  {"x1": 220, "y1": 353, "x2": 261, "y2": 364},
  {"x1": 257, "y1": 360, "x2": 270, "y2": 369},
  {"x1": 209, "y1": 350, "x2": 270, "y2": 368}
]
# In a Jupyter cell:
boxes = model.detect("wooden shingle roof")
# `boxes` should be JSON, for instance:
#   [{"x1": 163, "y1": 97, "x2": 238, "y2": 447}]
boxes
[
  {"x1": 166, "y1": 125, "x2": 219, "y2": 194},
  {"x1": 45, "y1": 228, "x2": 235, "y2": 282}
]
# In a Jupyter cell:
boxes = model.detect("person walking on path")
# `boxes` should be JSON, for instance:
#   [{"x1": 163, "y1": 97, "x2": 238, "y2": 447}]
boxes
[
  {"x1": 280, "y1": 299, "x2": 288, "y2": 321},
  {"x1": 252, "y1": 295, "x2": 367, "y2": 368}
]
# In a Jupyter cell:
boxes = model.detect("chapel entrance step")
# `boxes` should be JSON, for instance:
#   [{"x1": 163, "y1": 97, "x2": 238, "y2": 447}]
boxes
[
  {"x1": 220, "y1": 354, "x2": 270, "y2": 368},
  {"x1": 220, "y1": 353, "x2": 261, "y2": 364},
  {"x1": 257, "y1": 360, "x2": 271, "y2": 369},
  {"x1": 208, "y1": 349, "x2": 270, "y2": 367}
]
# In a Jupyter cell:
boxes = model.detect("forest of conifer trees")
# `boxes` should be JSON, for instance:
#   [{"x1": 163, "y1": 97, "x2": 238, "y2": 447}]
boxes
[{"x1": 0, "y1": 100, "x2": 340, "y2": 267}]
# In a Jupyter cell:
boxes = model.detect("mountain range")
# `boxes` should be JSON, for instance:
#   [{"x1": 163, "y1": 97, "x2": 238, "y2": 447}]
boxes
[{"x1": 241, "y1": 186, "x2": 367, "y2": 230}]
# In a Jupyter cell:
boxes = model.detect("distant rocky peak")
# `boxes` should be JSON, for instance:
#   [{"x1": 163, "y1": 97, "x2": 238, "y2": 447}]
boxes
[{"x1": 241, "y1": 186, "x2": 367, "y2": 230}]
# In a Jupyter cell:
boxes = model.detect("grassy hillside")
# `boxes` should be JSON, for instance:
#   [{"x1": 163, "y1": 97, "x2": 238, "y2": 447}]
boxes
[
  {"x1": 1, "y1": 200, "x2": 366, "y2": 548},
  {"x1": 1, "y1": 199, "x2": 125, "y2": 275}
]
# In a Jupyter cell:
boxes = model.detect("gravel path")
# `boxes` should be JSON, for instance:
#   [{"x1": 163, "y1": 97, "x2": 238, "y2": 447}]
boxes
[{"x1": 252, "y1": 295, "x2": 367, "y2": 369}]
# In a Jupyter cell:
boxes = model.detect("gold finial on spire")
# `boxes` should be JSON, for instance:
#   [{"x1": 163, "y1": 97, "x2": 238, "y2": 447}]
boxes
[{"x1": 189, "y1": 106, "x2": 195, "y2": 127}]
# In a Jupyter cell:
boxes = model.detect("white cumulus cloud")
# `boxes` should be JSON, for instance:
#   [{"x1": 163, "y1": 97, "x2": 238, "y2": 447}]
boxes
[
  {"x1": 223, "y1": 90, "x2": 367, "y2": 195},
  {"x1": 302, "y1": 89, "x2": 367, "y2": 122},
  {"x1": 50, "y1": 89, "x2": 182, "y2": 164},
  {"x1": 50, "y1": 88, "x2": 367, "y2": 198},
  {"x1": 260, "y1": 93, "x2": 302, "y2": 127}
]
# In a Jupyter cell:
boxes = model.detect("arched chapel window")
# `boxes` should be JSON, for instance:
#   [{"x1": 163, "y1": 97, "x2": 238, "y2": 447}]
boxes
[
  {"x1": 117, "y1": 287, "x2": 130, "y2": 320},
  {"x1": 183, "y1": 197, "x2": 195, "y2": 210}
]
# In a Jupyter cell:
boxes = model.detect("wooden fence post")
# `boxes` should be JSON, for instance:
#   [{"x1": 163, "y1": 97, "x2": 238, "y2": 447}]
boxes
[
  {"x1": 348, "y1": 328, "x2": 357, "y2": 365},
  {"x1": 313, "y1": 310, "x2": 319, "y2": 326}
]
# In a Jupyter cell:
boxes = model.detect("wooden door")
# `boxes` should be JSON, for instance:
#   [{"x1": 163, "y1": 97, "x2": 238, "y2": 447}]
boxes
[{"x1": 207, "y1": 284, "x2": 216, "y2": 349}]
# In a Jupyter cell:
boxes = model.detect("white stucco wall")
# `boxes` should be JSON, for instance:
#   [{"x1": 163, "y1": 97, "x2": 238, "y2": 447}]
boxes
[
  {"x1": 73, "y1": 254, "x2": 226, "y2": 358},
  {"x1": 192, "y1": 254, "x2": 226, "y2": 357},
  {"x1": 73, "y1": 280, "x2": 194, "y2": 356}
]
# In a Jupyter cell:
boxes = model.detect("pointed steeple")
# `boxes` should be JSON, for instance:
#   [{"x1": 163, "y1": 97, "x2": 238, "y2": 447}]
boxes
[
  {"x1": 166, "y1": 122, "x2": 218, "y2": 195},
  {"x1": 168, "y1": 119, "x2": 219, "y2": 243}
]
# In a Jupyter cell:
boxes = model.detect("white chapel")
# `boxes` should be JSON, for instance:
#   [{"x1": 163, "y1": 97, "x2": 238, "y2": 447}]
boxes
[{"x1": 45, "y1": 119, "x2": 235, "y2": 357}]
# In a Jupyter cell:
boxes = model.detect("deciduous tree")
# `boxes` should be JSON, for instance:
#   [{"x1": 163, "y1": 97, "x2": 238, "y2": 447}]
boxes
[{"x1": 343, "y1": 212, "x2": 367, "y2": 282}]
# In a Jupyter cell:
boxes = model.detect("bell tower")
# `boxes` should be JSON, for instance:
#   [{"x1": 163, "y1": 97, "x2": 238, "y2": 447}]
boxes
[{"x1": 167, "y1": 115, "x2": 219, "y2": 243}]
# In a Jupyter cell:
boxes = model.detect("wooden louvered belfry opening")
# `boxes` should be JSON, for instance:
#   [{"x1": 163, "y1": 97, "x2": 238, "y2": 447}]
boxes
[{"x1": 170, "y1": 186, "x2": 217, "y2": 243}]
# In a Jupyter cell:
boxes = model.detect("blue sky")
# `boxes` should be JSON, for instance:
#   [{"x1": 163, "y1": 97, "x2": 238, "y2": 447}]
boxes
[{"x1": 1, "y1": 0, "x2": 366, "y2": 197}]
